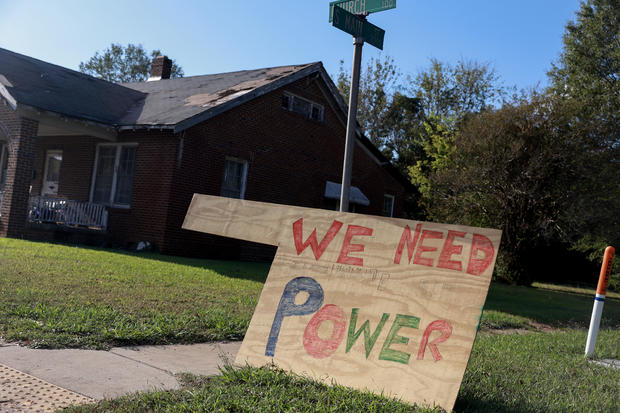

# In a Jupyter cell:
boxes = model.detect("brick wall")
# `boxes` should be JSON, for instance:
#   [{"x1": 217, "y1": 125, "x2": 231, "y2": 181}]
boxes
[
  {"x1": 161, "y1": 76, "x2": 406, "y2": 259},
  {"x1": 31, "y1": 136, "x2": 104, "y2": 199},
  {"x1": 0, "y1": 101, "x2": 38, "y2": 237},
  {"x1": 27, "y1": 131, "x2": 178, "y2": 250},
  {"x1": 3, "y1": 73, "x2": 408, "y2": 260},
  {"x1": 106, "y1": 130, "x2": 179, "y2": 249}
]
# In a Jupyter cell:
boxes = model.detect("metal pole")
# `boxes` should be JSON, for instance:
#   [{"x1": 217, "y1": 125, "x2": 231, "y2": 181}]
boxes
[{"x1": 340, "y1": 35, "x2": 364, "y2": 212}]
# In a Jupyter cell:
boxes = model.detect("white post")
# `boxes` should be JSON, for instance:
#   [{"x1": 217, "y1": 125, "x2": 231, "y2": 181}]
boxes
[
  {"x1": 585, "y1": 246, "x2": 615, "y2": 358},
  {"x1": 585, "y1": 296, "x2": 605, "y2": 358}
]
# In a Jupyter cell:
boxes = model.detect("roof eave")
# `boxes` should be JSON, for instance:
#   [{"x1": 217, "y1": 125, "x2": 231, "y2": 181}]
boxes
[
  {"x1": 15, "y1": 104, "x2": 118, "y2": 141},
  {"x1": 117, "y1": 124, "x2": 176, "y2": 131}
]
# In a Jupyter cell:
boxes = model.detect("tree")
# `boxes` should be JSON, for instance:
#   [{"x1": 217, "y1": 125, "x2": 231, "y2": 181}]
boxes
[
  {"x1": 548, "y1": 0, "x2": 620, "y2": 273},
  {"x1": 380, "y1": 92, "x2": 423, "y2": 170},
  {"x1": 427, "y1": 92, "x2": 615, "y2": 285},
  {"x1": 337, "y1": 55, "x2": 402, "y2": 148},
  {"x1": 336, "y1": 57, "x2": 503, "y2": 172},
  {"x1": 409, "y1": 58, "x2": 503, "y2": 124},
  {"x1": 79, "y1": 43, "x2": 184, "y2": 83},
  {"x1": 548, "y1": 0, "x2": 620, "y2": 142},
  {"x1": 405, "y1": 59, "x2": 504, "y2": 207}
]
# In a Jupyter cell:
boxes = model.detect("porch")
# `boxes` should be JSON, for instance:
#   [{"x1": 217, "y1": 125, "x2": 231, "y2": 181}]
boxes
[
  {"x1": 0, "y1": 107, "x2": 130, "y2": 239},
  {"x1": 26, "y1": 196, "x2": 108, "y2": 231}
]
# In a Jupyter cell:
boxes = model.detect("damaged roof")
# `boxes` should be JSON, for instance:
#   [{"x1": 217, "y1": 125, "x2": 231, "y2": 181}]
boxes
[
  {"x1": 120, "y1": 63, "x2": 320, "y2": 131},
  {"x1": 0, "y1": 47, "x2": 325, "y2": 132},
  {"x1": 0, "y1": 47, "x2": 412, "y2": 190}
]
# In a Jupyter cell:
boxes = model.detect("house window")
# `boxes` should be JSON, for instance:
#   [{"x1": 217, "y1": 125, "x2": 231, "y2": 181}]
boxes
[
  {"x1": 382, "y1": 194, "x2": 395, "y2": 217},
  {"x1": 221, "y1": 158, "x2": 248, "y2": 199},
  {"x1": 91, "y1": 144, "x2": 137, "y2": 207},
  {"x1": 282, "y1": 92, "x2": 324, "y2": 122},
  {"x1": 281, "y1": 94, "x2": 291, "y2": 110},
  {"x1": 0, "y1": 142, "x2": 8, "y2": 191}
]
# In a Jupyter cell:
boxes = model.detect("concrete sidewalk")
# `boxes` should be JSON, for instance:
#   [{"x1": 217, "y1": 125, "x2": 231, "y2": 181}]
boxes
[{"x1": 0, "y1": 341, "x2": 241, "y2": 401}]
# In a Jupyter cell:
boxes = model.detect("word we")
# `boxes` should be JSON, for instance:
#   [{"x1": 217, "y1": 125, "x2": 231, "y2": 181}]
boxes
[
  {"x1": 293, "y1": 218, "x2": 495, "y2": 275},
  {"x1": 266, "y1": 277, "x2": 452, "y2": 364}
]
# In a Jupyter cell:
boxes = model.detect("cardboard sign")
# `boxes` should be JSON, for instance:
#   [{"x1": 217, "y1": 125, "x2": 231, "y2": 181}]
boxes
[{"x1": 183, "y1": 195, "x2": 501, "y2": 411}]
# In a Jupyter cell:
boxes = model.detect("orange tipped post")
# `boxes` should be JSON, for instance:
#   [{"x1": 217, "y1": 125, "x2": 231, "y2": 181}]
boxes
[{"x1": 585, "y1": 246, "x2": 615, "y2": 358}]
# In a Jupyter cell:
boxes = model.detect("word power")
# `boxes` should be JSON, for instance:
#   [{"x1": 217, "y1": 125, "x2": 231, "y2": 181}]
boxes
[{"x1": 267, "y1": 276, "x2": 453, "y2": 365}]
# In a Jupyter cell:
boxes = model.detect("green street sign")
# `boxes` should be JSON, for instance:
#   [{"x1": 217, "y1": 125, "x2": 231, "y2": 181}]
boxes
[
  {"x1": 332, "y1": 5, "x2": 385, "y2": 50},
  {"x1": 329, "y1": 0, "x2": 396, "y2": 22}
]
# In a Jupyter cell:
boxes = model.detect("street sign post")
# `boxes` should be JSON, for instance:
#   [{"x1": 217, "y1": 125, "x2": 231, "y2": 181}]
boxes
[
  {"x1": 329, "y1": 0, "x2": 396, "y2": 22},
  {"x1": 330, "y1": 1, "x2": 392, "y2": 212},
  {"x1": 332, "y1": 6, "x2": 385, "y2": 50}
]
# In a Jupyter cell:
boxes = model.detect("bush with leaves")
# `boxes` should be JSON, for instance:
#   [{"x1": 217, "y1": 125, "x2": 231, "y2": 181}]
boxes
[{"x1": 428, "y1": 93, "x2": 608, "y2": 285}]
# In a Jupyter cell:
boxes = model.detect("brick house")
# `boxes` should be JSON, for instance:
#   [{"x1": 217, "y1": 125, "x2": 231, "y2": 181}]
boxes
[{"x1": 0, "y1": 48, "x2": 410, "y2": 259}]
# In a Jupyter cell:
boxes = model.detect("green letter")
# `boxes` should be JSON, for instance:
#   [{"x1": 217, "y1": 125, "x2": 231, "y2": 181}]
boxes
[
  {"x1": 379, "y1": 314, "x2": 420, "y2": 364},
  {"x1": 346, "y1": 308, "x2": 390, "y2": 358}
]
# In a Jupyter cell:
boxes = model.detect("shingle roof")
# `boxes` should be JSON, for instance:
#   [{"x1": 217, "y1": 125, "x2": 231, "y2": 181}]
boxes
[
  {"x1": 120, "y1": 63, "x2": 319, "y2": 131},
  {"x1": 0, "y1": 47, "x2": 321, "y2": 132},
  {"x1": 0, "y1": 48, "x2": 413, "y2": 191},
  {"x1": 0, "y1": 47, "x2": 144, "y2": 125}
]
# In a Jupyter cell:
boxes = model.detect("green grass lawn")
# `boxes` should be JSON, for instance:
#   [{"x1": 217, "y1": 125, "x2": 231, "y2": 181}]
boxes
[
  {"x1": 1, "y1": 238, "x2": 619, "y2": 412},
  {"x1": 0, "y1": 238, "x2": 269, "y2": 349},
  {"x1": 63, "y1": 331, "x2": 620, "y2": 413},
  {"x1": 484, "y1": 282, "x2": 620, "y2": 329}
]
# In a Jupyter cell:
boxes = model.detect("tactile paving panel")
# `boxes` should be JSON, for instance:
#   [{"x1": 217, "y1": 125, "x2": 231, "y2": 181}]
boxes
[{"x1": 0, "y1": 363, "x2": 93, "y2": 412}]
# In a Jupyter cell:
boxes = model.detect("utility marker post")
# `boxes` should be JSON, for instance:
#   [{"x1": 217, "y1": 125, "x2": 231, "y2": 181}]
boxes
[
  {"x1": 330, "y1": 1, "x2": 392, "y2": 212},
  {"x1": 340, "y1": 33, "x2": 364, "y2": 212},
  {"x1": 585, "y1": 245, "x2": 615, "y2": 358}
]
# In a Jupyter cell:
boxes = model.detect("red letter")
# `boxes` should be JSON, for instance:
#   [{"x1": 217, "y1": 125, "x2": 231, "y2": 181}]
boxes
[
  {"x1": 393, "y1": 224, "x2": 422, "y2": 264},
  {"x1": 293, "y1": 218, "x2": 343, "y2": 261},
  {"x1": 337, "y1": 225, "x2": 373, "y2": 266},
  {"x1": 412, "y1": 230, "x2": 443, "y2": 267},
  {"x1": 437, "y1": 230, "x2": 466, "y2": 271},
  {"x1": 417, "y1": 320, "x2": 452, "y2": 361},
  {"x1": 466, "y1": 234, "x2": 495, "y2": 276},
  {"x1": 303, "y1": 304, "x2": 347, "y2": 359}
]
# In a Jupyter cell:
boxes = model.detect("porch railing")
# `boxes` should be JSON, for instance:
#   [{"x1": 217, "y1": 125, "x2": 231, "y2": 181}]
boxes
[{"x1": 27, "y1": 196, "x2": 108, "y2": 230}]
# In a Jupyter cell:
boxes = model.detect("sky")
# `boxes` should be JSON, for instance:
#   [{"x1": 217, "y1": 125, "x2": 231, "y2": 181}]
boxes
[{"x1": 0, "y1": 0, "x2": 583, "y2": 91}]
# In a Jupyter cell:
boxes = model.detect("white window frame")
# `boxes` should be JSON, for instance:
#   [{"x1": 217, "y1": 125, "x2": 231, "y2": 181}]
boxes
[
  {"x1": 382, "y1": 194, "x2": 395, "y2": 217},
  {"x1": 221, "y1": 157, "x2": 248, "y2": 200},
  {"x1": 282, "y1": 92, "x2": 324, "y2": 122},
  {"x1": 89, "y1": 143, "x2": 138, "y2": 208}
]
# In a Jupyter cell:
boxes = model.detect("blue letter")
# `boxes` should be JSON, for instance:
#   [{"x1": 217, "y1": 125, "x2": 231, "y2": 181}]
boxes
[{"x1": 265, "y1": 277, "x2": 324, "y2": 356}]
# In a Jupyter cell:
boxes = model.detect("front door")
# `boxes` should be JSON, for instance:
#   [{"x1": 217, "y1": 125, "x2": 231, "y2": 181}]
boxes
[{"x1": 41, "y1": 150, "x2": 62, "y2": 197}]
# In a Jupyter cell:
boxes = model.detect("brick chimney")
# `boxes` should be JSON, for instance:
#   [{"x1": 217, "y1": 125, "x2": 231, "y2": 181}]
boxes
[{"x1": 147, "y1": 55, "x2": 172, "y2": 81}]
